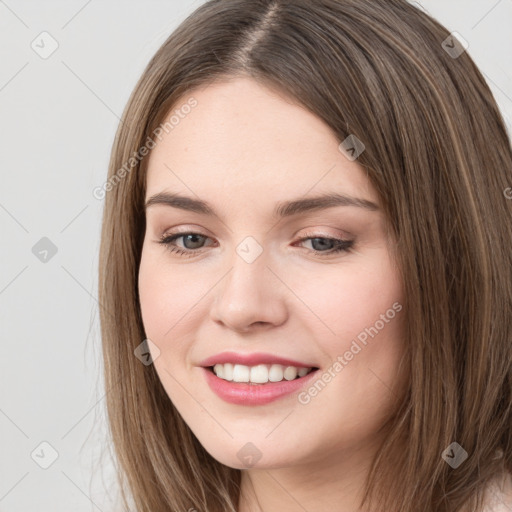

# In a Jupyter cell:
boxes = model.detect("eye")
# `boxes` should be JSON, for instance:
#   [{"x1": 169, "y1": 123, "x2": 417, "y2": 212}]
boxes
[
  {"x1": 157, "y1": 231, "x2": 355, "y2": 258},
  {"x1": 294, "y1": 232, "x2": 354, "y2": 256},
  {"x1": 158, "y1": 232, "x2": 214, "y2": 257}
]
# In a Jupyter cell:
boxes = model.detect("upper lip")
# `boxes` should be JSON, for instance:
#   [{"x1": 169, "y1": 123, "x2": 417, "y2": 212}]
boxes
[{"x1": 199, "y1": 351, "x2": 318, "y2": 369}]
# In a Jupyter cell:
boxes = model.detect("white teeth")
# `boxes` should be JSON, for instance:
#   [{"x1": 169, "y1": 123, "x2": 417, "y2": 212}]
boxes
[
  {"x1": 268, "y1": 364, "x2": 284, "y2": 382},
  {"x1": 297, "y1": 367, "x2": 309, "y2": 377},
  {"x1": 223, "y1": 363, "x2": 233, "y2": 381},
  {"x1": 283, "y1": 366, "x2": 297, "y2": 380},
  {"x1": 251, "y1": 364, "x2": 270, "y2": 383},
  {"x1": 214, "y1": 364, "x2": 224, "y2": 379},
  {"x1": 212, "y1": 363, "x2": 314, "y2": 384},
  {"x1": 232, "y1": 364, "x2": 250, "y2": 382}
]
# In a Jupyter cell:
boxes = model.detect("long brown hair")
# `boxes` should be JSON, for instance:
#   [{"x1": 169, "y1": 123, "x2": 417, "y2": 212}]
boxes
[{"x1": 98, "y1": 1, "x2": 512, "y2": 510}]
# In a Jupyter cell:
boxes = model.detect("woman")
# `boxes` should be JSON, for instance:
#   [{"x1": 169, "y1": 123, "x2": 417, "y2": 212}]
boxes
[{"x1": 98, "y1": 1, "x2": 512, "y2": 510}]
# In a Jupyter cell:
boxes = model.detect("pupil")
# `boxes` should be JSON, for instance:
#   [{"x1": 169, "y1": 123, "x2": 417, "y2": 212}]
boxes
[
  {"x1": 311, "y1": 238, "x2": 332, "y2": 251},
  {"x1": 184, "y1": 234, "x2": 204, "y2": 249}
]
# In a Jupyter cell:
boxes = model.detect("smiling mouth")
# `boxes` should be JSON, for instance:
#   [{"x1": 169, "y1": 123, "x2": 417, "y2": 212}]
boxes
[{"x1": 206, "y1": 365, "x2": 320, "y2": 385}]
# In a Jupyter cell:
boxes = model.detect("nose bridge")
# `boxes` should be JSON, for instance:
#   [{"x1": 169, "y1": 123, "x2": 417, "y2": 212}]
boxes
[{"x1": 210, "y1": 235, "x2": 287, "y2": 330}]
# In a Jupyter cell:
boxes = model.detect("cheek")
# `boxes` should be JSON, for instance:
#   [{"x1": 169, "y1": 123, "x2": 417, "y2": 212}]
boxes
[
  {"x1": 291, "y1": 249, "x2": 403, "y2": 345},
  {"x1": 138, "y1": 249, "x2": 205, "y2": 340},
  {"x1": 138, "y1": 257, "x2": 172, "y2": 339}
]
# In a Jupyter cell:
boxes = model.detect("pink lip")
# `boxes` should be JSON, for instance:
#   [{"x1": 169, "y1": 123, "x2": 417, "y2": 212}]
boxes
[
  {"x1": 198, "y1": 351, "x2": 317, "y2": 368},
  {"x1": 201, "y1": 367, "x2": 320, "y2": 405}
]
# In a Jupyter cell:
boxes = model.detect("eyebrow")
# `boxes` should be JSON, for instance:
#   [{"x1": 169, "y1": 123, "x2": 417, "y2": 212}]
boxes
[{"x1": 144, "y1": 191, "x2": 379, "y2": 218}]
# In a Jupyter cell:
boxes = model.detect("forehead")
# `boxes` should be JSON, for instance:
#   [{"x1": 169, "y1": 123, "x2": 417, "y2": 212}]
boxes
[{"x1": 145, "y1": 76, "x2": 377, "y2": 206}]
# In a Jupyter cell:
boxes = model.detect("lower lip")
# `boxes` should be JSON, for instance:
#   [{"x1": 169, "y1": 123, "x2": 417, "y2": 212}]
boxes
[{"x1": 201, "y1": 367, "x2": 319, "y2": 405}]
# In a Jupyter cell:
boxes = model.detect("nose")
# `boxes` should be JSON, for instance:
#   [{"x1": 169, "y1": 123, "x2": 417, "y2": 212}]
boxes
[{"x1": 209, "y1": 249, "x2": 288, "y2": 333}]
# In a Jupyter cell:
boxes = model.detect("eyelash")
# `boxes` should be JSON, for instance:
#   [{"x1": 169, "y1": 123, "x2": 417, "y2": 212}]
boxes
[{"x1": 157, "y1": 231, "x2": 354, "y2": 258}]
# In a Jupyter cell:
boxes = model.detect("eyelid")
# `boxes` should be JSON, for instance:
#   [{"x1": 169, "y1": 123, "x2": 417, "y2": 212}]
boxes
[
  {"x1": 157, "y1": 227, "x2": 355, "y2": 259},
  {"x1": 159, "y1": 226, "x2": 351, "y2": 242},
  {"x1": 298, "y1": 228, "x2": 352, "y2": 239},
  {"x1": 159, "y1": 224, "x2": 212, "y2": 238}
]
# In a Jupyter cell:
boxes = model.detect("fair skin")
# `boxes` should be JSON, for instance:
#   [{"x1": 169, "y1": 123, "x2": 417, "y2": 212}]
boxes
[{"x1": 138, "y1": 76, "x2": 409, "y2": 512}]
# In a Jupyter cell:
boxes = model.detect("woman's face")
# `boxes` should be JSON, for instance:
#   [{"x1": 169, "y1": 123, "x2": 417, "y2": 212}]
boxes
[{"x1": 138, "y1": 76, "x2": 407, "y2": 471}]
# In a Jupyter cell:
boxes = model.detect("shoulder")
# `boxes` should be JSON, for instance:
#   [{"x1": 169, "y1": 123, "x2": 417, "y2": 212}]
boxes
[{"x1": 481, "y1": 471, "x2": 512, "y2": 512}]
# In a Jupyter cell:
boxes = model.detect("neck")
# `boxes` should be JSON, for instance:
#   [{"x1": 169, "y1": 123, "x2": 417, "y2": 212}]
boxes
[{"x1": 237, "y1": 437, "x2": 383, "y2": 512}]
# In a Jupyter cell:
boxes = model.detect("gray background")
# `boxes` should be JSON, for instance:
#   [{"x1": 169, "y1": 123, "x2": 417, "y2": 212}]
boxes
[{"x1": 1, "y1": 1, "x2": 511, "y2": 510}]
